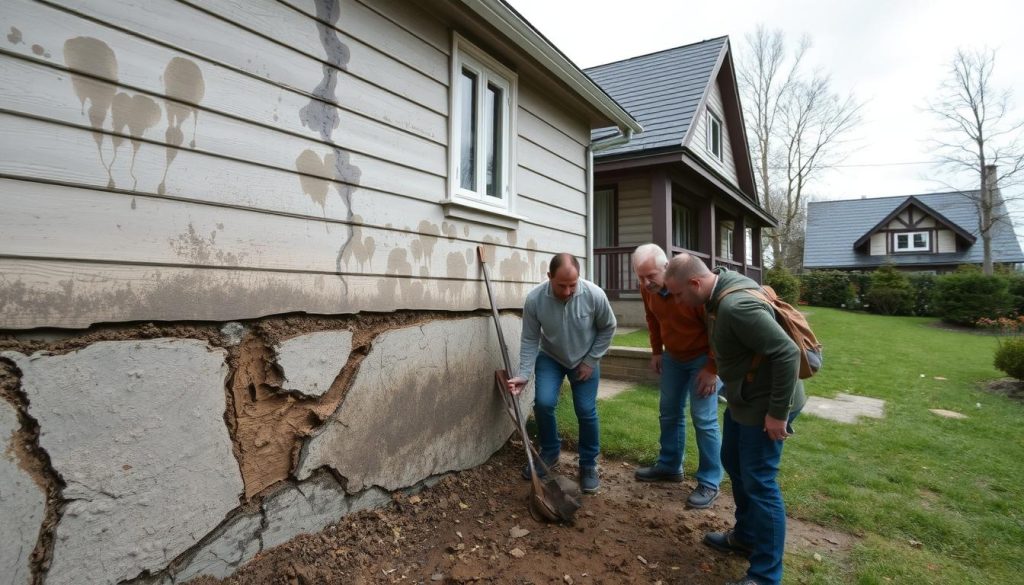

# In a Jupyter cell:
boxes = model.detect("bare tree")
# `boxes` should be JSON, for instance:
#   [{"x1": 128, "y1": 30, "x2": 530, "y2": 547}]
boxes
[
  {"x1": 737, "y1": 27, "x2": 862, "y2": 272},
  {"x1": 927, "y1": 48, "x2": 1024, "y2": 275}
]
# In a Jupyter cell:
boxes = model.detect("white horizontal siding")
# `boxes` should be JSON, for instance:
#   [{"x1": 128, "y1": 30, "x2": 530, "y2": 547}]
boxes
[
  {"x1": 0, "y1": 0, "x2": 594, "y2": 328},
  {"x1": 688, "y1": 79, "x2": 739, "y2": 186},
  {"x1": 937, "y1": 230, "x2": 956, "y2": 253}
]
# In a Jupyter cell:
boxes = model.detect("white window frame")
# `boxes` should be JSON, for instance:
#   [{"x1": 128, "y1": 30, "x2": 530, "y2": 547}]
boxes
[
  {"x1": 894, "y1": 231, "x2": 930, "y2": 252},
  {"x1": 447, "y1": 34, "x2": 518, "y2": 223},
  {"x1": 706, "y1": 110, "x2": 723, "y2": 160}
]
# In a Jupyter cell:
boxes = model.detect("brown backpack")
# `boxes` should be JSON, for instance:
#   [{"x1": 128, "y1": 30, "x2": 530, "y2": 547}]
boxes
[{"x1": 713, "y1": 285, "x2": 823, "y2": 380}]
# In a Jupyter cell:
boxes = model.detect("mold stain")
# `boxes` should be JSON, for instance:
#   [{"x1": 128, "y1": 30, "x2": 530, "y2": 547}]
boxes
[
  {"x1": 440, "y1": 251, "x2": 468, "y2": 302},
  {"x1": 110, "y1": 92, "x2": 161, "y2": 190},
  {"x1": 442, "y1": 221, "x2": 458, "y2": 240},
  {"x1": 158, "y1": 57, "x2": 205, "y2": 195},
  {"x1": 294, "y1": 149, "x2": 334, "y2": 209},
  {"x1": 295, "y1": 0, "x2": 362, "y2": 291},
  {"x1": 7, "y1": 26, "x2": 23, "y2": 44},
  {"x1": 63, "y1": 37, "x2": 118, "y2": 188},
  {"x1": 340, "y1": 224, "x2": 375, "y2": 270}
]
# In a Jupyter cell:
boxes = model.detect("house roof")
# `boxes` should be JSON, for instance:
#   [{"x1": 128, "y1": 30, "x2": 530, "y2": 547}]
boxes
[
  {"x1": 462, "y1": 0, "x2": 642, "y2": 134},
  {"x1": 583, "y1": 37, "x2": 727, "y2": 156},
  {"x1": 804, "y1": 191, "x2": 1024, "y2": 269},
  {"x1": 850, "y1": 196, "x2": 976, "y2": 249}
]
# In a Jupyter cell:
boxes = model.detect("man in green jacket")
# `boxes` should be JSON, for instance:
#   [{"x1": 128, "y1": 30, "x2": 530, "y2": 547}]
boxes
[{"x1": 664, "y1": 254, "x2": 805, "y2": 585}]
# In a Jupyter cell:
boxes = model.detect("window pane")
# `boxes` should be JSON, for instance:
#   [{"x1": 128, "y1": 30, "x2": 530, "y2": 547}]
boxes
[
  {"x1": 745, "y1": 227, "x2": 754, "y2": 265},
  {"x1": 594, "y1": 188, "x2": 614, "y2": 247},
  {"x1": 484, "y1": 83, "x2": 503, "y2": 198},
  {"x1": 712, "y1": 118, "x2": 722, "y2": 158},
  {"x1": 913, "y1": 233, "x2": 927, "y2": 248},
  {"x1": 459, "y1": 69, "x2": 477, "y2": 191},
  {"x1": 896, "y1": 234, "x2": 909, "y2": 249},
  {"x1": 672, "y1": 203, "x2": 696, "y2": 249}
]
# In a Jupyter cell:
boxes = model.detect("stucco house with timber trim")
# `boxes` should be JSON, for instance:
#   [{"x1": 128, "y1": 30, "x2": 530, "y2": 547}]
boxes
[
  {"x1": 803, "y1": 187, "x2": 1024, "y2": 273},
  {"x1": 582, "y1": 36, "x2": 776, "y2": 326},
  {"x1": 0, "y1": 1, "x2": 640, "y2": 582}
]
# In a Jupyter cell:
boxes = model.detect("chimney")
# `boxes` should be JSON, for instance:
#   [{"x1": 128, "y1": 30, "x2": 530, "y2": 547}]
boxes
[{"x1": 984, "y1": 164, "x2": 999, "y2": 195}]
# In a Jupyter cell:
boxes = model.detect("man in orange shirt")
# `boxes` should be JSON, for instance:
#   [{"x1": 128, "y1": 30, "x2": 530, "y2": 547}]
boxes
[{"x1": 632, "y1": 243, "x2": 722, "y2": 508}]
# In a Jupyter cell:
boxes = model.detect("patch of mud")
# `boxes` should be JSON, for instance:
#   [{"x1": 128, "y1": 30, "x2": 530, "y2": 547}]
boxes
[
  {"x1": 188, "y1": 445, "x2": 855, "y2": 584},
  {"x1": 984, "y1": 378, "x2": 1024, "y2": 402}
]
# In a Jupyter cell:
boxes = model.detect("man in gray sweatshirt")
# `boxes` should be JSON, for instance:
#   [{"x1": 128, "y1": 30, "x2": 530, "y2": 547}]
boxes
[{"x1": 507, "y1": 253, "x2": 617, "y2": 494}]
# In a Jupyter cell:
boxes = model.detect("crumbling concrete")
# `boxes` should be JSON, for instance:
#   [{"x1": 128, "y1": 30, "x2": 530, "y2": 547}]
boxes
[
  {"x1": 4, "y1": 339, "x2": 244, "y2": 585},
  {"x1": 0, "y1": 399, "x2": 46, "y2": 585},
  {"x1": 261, "y1": 470, "x2": 389, "y2": 550},
  {"x1": 272, "y1": 330, "x2": 353, "y2": 397},
  {"x1": 296, "y1": 315, "x2": 525, "y2": 491}
]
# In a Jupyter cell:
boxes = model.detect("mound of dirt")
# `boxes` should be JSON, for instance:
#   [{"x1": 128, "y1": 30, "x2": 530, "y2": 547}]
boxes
[{"x1": 191, "y1": 443, "x2": 851, "y2": 584}]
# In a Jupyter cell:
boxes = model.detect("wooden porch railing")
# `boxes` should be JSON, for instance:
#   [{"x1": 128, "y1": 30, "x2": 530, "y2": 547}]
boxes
[{"x1": 595, "y1": 247, "x2": 766, "y2": 295}]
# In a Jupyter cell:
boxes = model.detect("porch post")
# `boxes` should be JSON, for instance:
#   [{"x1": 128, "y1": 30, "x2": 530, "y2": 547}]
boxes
[
  {"x1": 651, "y1": 169, "x2": 672, "y2": 254},
  {"x1": 734, "y1": 214, "x2": 746, "y2": 274},
  {"x1": 699, "y1": 198, "x2": 715, "y2": 269}
]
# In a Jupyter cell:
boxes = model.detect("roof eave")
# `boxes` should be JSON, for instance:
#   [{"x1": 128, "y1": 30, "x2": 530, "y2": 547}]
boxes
[{"x1": 461, "y1": 0, "x2": 643, "y2": 134}]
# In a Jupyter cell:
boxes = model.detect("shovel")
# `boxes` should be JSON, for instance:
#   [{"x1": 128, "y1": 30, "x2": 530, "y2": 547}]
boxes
[{"x1": 477, "y1": 246, "x2": 580, "y2": 523}]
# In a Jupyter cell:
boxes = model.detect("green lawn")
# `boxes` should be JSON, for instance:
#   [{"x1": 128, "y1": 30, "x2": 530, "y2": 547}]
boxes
[{"x1": 555, "y1": 308, "x2": 1024, "y2": 584}]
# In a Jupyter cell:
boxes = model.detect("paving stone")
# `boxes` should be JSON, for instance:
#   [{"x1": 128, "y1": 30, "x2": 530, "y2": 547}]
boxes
[
  {"x1": 273, "y1": 330, "x2": 353, "y2": 397},
  {"x1": 0, "y1": 399, "x2": 45, "y2": 585},
  {"x1": 6, "y1": 340, "x2": 244, "y2": 585},
  {"x1": 296, "y1": 316, "x2": 528, "y2": 491},
  {"x1": 803, "y1": 393, "x2": 886, "y2": 424}
]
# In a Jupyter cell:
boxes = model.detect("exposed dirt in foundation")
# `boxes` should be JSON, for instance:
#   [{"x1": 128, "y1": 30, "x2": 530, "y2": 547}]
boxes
[
  {"x1": 190, "y1": 444, "x2": 854, "y2": 585},
  {"x1": 984, "y1": 378, "x2": 1024, "y2": 403}
]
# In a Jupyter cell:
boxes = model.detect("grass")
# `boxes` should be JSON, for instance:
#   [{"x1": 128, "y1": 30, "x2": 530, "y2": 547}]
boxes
[
  {"x1": 554, "y1": 307, "x2": 1024, "y2": 584},
  {"x1": 611, "y1": 329, "x2": 651, "y2": 348}
]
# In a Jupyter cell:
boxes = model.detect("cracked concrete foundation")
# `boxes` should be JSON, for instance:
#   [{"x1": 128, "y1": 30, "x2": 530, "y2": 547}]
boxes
[{"x1": 0, "y1": 311, "x2": 522, "y2": 583}]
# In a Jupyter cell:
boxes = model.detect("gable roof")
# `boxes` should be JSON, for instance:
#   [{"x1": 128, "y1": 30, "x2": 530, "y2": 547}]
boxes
[
  {"x1": 462, "y1": 0, "x2": 642, "y2": 134},
  {"x1": 584, "y1": 37, "x2": 727, "y2": 155},
  {"x1": 851, "y1": 195, "x2": 976, "y2": 250},
  {"x1": 804, "y1": 191, "x2": 1024, "y2": 269}
]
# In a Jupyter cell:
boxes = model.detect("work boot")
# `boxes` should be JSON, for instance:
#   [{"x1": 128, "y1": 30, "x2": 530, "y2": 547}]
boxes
[
  {"x1": 686, "y1": 484, "x2": 720, "y2": 509},
  {"x1": 634, "y1": 465, "x2": 684, "y2": 483},
  {"x1": 703, "y1": 530, "x2": 753, "y2": 556},
  {"x1": 579, "y1": 466, "x2": 600, "y2": 494},
  {"x1": 521, "y1": 454, "x2": 559, "y2": 480}
]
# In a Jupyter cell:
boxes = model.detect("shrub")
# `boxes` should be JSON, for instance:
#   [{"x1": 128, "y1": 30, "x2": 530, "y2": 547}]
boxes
[
  {"x1": 800, "y1": 270, "x2": 853, "y2": 308},
  {"x1": 765, "y1": 264, "x2": 800, "y2": 305},
  {"x1": 933, "y1": 272, "x2": 1014, "y2": 325},
  {"x1": 907, "y1": 273, "x2": 937, "y2": 316},
  {"x1": 1004, "y1": 273, "x2": 1024, "y2": 314},
  {"x1": 847, "y1": 271, "x2": 872, "y2": 305},
  {"x1": 994, "y1": 338, "x2": 1024, "y2": 380},
  {"x1": 866, "y1": 265, "x2": 914, "y2": 315}
]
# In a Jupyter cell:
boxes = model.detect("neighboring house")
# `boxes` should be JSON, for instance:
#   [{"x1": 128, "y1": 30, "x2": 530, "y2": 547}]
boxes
[
  {"x1": 0, "y1": 1, "x2": 640, "y2": 583},
  {"x1": 804, "y1": 190, "x2": 1024, "y2": 272},
  {"x1": 583, "y1": 36, "x2": 776, "y2": 325}
]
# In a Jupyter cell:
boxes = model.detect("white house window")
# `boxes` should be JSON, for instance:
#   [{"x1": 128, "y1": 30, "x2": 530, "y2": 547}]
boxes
[
  {"x1": 719, "y1": 220, "x2": 735, "y2": 259},
  {"x1": 707, "y1": 111, "x2": 723, "y2": 160},
  {"x1": 450, "y1": 35, "x2": 517, "y2": 211},
  {"x1": 895, "y1": 231, "x2": 930, "y2": 252}
]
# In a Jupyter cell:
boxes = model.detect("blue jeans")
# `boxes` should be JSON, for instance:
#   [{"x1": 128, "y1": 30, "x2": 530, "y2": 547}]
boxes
[
  {"x1": 657, "y1": 353, "x2": 723, "y2": 489},
  {"x1": 533, "y1": 352, "x2": 600, "y2": 468},
  {"x1": 721, "y1": 408, "x2": 800, "y2": 585}
]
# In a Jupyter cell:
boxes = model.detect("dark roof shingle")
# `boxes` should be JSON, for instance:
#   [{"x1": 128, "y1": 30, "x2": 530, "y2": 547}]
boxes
[{"x1": 585, "y1": 37, "x2": 726, "y2": 157}]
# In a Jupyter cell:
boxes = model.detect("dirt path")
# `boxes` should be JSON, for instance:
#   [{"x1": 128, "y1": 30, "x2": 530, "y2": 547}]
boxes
[{"x1": 193, "y1": 444, "x2": 853, "y2": 585}]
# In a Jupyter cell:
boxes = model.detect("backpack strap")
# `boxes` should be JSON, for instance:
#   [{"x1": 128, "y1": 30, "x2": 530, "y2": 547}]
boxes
[{"x1": 710, "y1": 286, "x2": 771, "y2": 383}]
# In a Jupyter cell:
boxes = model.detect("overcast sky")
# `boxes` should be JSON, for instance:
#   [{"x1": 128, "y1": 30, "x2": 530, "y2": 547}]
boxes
[{"x1": 508, "y1": 0, "x2": 1024, "y2": 203}]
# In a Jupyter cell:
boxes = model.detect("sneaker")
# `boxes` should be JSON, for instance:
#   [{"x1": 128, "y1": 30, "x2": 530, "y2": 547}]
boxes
[
  {"x1": 686, "y1": 484, "x2": 720, "y2": 509},
  {"x1": 521, "y1": 454, "x2": 559, "y2": 480},
  {"x1": 634, "y1": 465, "x2": 684, "y2": 483},
  {"x1": 579, "y1": 466, "x2": 600, "y2": 494},
  {"x1": 702, "y1": 530, "x2": 753, "y2": 556}
]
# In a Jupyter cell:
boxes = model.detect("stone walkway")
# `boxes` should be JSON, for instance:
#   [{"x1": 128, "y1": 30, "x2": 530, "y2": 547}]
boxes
[
  {"x1": 803, "y1": 393, "x2": 885, "y2": 424},
  {"x1": 597, "y1": 378, "x2": 640, "y2": 400}
]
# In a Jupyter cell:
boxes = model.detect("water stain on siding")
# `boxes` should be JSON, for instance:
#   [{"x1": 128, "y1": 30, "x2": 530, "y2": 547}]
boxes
[
  {"x1": 63, "y1": 37, "x2": 118, "y2": 187},
  {"x1": 158, "y1": 57, "x2": 205, "y2": 195},
  {"x1": 110, "y1": 92, "x2": 161, "y2": 190},
  {"x1": 294, "y1": 149, "x2": 335, "y2": 209},
  {"x1": 7, "y1": 26, "x2": 23, "y2": 44}
]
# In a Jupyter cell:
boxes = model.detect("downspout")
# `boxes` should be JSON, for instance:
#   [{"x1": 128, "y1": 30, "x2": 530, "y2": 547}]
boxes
[{"x1": 586, "y1": 128, "x2": 634, "y2": 280}]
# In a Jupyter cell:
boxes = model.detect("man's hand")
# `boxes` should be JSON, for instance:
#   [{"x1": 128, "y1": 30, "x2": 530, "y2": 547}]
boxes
[
  {"x1": 763, "y1": 414, "x2": 790, "y2": 441},
  {"x1": 649, "y1": 354, "x2": 663, "y2": 374},
  {"x1": 507, "y1": 376, "x2": 528, "y2": 396},
  {"x1": 696, "y1": 368, "x2": 718, "y2": 398},
  {"x1": 575, "y1": 363, "x2": 594, "y2": 382}
]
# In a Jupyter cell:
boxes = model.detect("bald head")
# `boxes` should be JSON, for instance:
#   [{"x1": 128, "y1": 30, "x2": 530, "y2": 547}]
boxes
[
  {"x1": 548, "y1": 252, "x2": 580, "y2": 301},
  {"x1": 664, "y1": 253, "x2": 714, "y2": 306}
]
